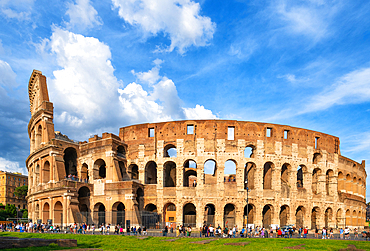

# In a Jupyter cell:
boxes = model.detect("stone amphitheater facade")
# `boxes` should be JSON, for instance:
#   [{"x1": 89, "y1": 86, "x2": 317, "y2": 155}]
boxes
[{"x1": 26, "y1": 70, "x2": 367, "y2": 230}]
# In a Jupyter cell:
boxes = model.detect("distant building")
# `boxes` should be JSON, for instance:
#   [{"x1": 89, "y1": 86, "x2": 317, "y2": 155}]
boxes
[
  {"x1": 0, "y1": 170, "x2": 28, "y2": 209},
  {"x1": 367, "y1": 203, "x2": 370, "y2": 222}
]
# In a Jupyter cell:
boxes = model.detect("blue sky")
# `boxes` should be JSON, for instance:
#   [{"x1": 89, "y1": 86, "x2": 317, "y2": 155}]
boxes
[{"x1": 0, "y1": 0, "x2": 370, "y2": 200}]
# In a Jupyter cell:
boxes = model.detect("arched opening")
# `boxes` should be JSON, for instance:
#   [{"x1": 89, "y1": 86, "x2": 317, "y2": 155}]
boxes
[
  {"x1": 325, "y1": 207, "x2": 333, "y2": 228},
  {"x1": 204, "y1": 204, "x2": 215, "y2": 226},
  {"x1": 164, "y1": 203, "x2": 176, "y2": 226},
  {"x1": 345, "y1": 209, "x2": 351, "y2": 226},
  {"x1": 94, "y1": 159, "x2": 106, "y2": 179},
  {"x1": 118, "y1": 161, "x2": 128, "y2": 180},
  {"x1": 224, "y1": 204, "x2": 236, "y2": 228},
  {"x1": 81, "y1": 163, "x2": 89, "y2": 181},
  {"x1": 338, "y1": 172, "x2": 344, "y2": 191},
  {"x1": 263, "y1": 162, "x2": 273, "y2": 189},
  {"x1": 244, "y1": 162, "x2": 255, "y2": 189},
  {"x1": 94, "y1": 203, "x2": 106, "y2": 226},
  {"x1": 164, "y1": 144, "x2": 177, "y2": 157},
  {"x1": 280, "y1": 205, "x2": 290, "y2": 227},
  {"x1": 36, "y1": 125, "x2": 42, "y2": 147},
  {"x1": 224, "y1": 160, "x2": 236, "y2": 183},
  {"x1": 117, "y1": 145, "x2": 126, "y2": 158},
  {"x1": 281, "y1": 163, "x2": 291, "y2": 198},
  {"x1": 144, "y1": 204, "x2": 159, "y2": 229},
  {"x1": 297, "y1": 165, "x2": 305, "y2": 188},
  {"x1": 184, "y1": 160, "x2": 197, "y2": 187},
  {"x1": 312, "y1": 168, "x2": 321, "y2": 194},
  {"x1": 129, "y1": 164, "x2": 139, "y2": 180},
  {"x1": 163, "y1": 161, "x2": 176, "y2": 187},
  {"x1": 54, "y1": 201, "x2": 63, "y2": 226},
  {"x1": 78, "y1": 186, "x2": 91, "y2": 224},
  {"x1": 136, "y1": 188, "x2": 144, "y2": 211},
  {"x1": 353, "y1": 210, "x2": 357, "y2": 226},
  {"x1": 313, "y1": 153, "x2": 321, "y2": 164},
  {"x1": 145, "y1": 161, "x2": 157, "y2": 184},
  {"x1": 353, "y1": 177, "x2": 357, "y2": 194},
  {"x1": 112, "y1": 202, "x2": 125, "y2": 227},
  {"x1": 244, "y1": 204, "x2": 255, "y2": 226},
  {"x1": 145, "y1": 204, "x2": 157, "y2": 212},
  {"x1": 262, "y1": 205, "x2": 273, "y2": 229},
  {"x1": 295, "y1": 206, "x2": 305, "y2": 228},
  {"x1": 244, "y1": 145, "x2": 255, "y2": 158},
  {"x1": 64, "y1": 147, "x2": 77, "y2": 177},
  {"x1": 326, "y1": 169, "x2": 334, "y2": 195},
  {"x1": 346, "y1": 174, "x2": 351, "y2": 193},
  {"x1": 42, "y1": 202, "x2": 49, "y2": 223},
  {"x1": 204, "y1": 159, "x2": 217, "y2": 184},
  {"x1": 184, "y1": 169, "x2": 197, "y2": 187},
  {"x1": 35, "y1": 165, "x2": 40, "y2": 185},
  {"x1": 183, "y1": 203, "x2": 196, "y2": 227},
  {"x1": 311, "y1": 207, "x2": 320, "y2": 229},
  {"x1": 42, "y1": 161, "x2": 50, "y2": 183},
  {"x1": 336, "y1": 208, "x2": 343, "y2": 228},
  {"x1": 35, "y1": 204, "x2": 40, "y2": 220}
]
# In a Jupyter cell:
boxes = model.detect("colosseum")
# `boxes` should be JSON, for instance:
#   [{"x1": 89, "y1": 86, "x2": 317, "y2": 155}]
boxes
[{"x1": 26, "y1": 70, "x2": 367, "y2": 230}]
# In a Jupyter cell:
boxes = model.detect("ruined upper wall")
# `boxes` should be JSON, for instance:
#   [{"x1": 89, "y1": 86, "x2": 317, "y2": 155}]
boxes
[{"x1": 119, "y1": 120, "x2": 340, "y2": 154}]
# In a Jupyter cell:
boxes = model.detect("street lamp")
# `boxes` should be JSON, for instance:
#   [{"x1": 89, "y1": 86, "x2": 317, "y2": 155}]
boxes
[{"x1": 245, "y1": 178, "x2": 249, "y2": 238}]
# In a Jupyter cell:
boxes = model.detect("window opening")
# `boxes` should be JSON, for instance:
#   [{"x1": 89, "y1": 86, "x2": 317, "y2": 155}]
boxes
[
  {"x1": 315, "y1": 137, "x2": 319, "y2": 149},
  {"x1": 148, "y1": 128, "x2": 155, "y2": 137},
  {"x1": 228, "y1": 127, "x2": 235, "y2": 140},
  {"x1": 266, "y1": 128, "x2": 272, "y2": 137},
  {"x1": 187, "y1": 125, "x2": 194, "y2": 135},
  {"x1": 284, "y1": 130, "x2": 289, "y2": 139}
]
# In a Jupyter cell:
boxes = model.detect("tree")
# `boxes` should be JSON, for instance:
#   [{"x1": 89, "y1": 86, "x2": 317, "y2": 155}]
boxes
[
  {"x1": 21, "y1": 209, "x2": 28, "y2": 219},
  {"x1": 0, "y1": 204, "x2": 17, "y2": 221},
  {"x1": 14, "y1": 185, "x2": 28, "y2": 199}
]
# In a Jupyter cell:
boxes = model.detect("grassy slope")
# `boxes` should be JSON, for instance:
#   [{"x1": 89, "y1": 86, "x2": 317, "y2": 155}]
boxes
[{"x1": 1, "y1": 232, "x2": 370, "y2": 251}]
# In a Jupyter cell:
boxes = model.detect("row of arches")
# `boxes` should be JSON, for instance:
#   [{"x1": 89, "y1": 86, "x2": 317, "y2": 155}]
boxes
[
  {"x1": 338, "y1": 172, "x2": 366, "y2": 197},
  {"x1": 34, "y1": 201, "x2": 63, "y2": 225}
]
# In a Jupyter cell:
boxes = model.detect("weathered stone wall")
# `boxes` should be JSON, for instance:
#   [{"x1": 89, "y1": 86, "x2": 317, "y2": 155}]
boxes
[{"x1": 26, "y1": 71, "x2": 366, "y2": 230}]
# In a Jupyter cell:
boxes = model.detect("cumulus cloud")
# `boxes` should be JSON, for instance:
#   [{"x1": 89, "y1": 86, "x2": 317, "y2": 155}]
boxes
[
  {"x1": 0, "y1": 157, "x2": 26, "y2": 174},
  {"x1": 49, "y1": 27, "x2": 119, "y2": 126},
  {"x1": 44, "y1": 28, "x2": 216, "y2": 139},
  {"x1": 111, "y1": 0, "x2": 216, "y2": 54},
  {"x1": 183, "y1": 105, "x2": 217, "y2": 119},
  {"x1": 301, "y1": 67, "x2": 370, "y2": 113},
  {"x1": 65, "y1": 0, "x2": 102, "y2": 31}
]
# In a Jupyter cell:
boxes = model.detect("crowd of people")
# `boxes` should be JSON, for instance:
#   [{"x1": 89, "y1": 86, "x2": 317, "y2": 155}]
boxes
[
  {"x1": 65, "y1": 174, "x2": 88, "y2": 183},
  {"x1": 0, "y1": 221, "x2": 369, "y2": 240}
]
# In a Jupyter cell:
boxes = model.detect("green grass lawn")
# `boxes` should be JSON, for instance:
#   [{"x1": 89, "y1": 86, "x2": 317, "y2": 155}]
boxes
[{"x1": 1, "y1": 232, "x2": 370, "y2": 251}]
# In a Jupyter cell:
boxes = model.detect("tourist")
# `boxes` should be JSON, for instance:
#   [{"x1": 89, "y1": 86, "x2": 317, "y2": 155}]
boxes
[
  {"x1": 240, "y1": 227, "x2": 245, "y2": 237},
  {"x1": 344, "y1": 227, "x2": 350, "y2": 239},
  {"x1": 188, "y1": 226, "x2": 192, "y2": 237},
  {"x1": 354, "y1": 228, "x2": 358, "y2": 239},
  {"x1": 322, "y1": 227, "x2": 326, "y2": 239},
  {"x1": 261, "y1": 227, "x2": 265, "y2": 238},
  {"x1": 228, "y1": 228, "x2": 233, "y2": 238},
  {"x1": 209, "y1": 224, "x2": 214, "y2": 237},
  {"x1": 339, "y1": 228, "x2": 343, "y2": 239},
  {"x1": 329, "y1": 228, "x2": 334, "y2": 239},
  {"x1": 232, "y1": 225, "x2": 236, "y2": 238}
]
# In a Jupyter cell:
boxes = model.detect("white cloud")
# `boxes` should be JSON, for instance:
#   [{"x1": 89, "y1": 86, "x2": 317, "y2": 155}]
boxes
[
  {"x1": 301, "y1": 67, "x2": 370, "y2": 113},
  {"x1": 183, "y1": 105, "x2": 217, "y2": 120},
  {"x1": 49, "y1": 27, "x2": 119, "y2": 124},
  {"x1": 0, "y1": 0, "x2": 34, "y2": 21},
  {"x1": 111, "y1": 0, "x2": 216, "y2": 54},
  {"x1": 272, "y1": 0, "x2": 338, "y2": 41},
  {"x1": 0, "y1": 59, "x2": 17, "y2": 88},
  {"x1": 131, "y1": 59, "x2": 163, "y2": 85},
  {"x1": 278, "y1": 74, "x2": 310, "y2": 84},
  {"x1": 43, "y1": 28, "x2": 216, "y2": 138},
  {"x1": 66, "y1": 0, "x2": 102, "y2": 31},
  {"x1": 0, "y1": 157, "x2": 26, "y2": 174},
  {"x1": 229, "y1": 39, "x2": 258, "y2": 60}
]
